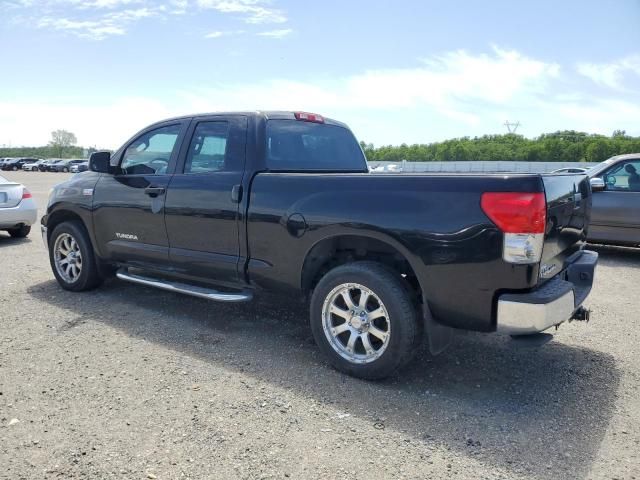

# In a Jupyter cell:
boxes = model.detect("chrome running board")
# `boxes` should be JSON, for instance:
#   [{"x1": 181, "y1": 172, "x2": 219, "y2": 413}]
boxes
[{"x1": 116, "y1": 268, "x2": 253, "y2": 303}]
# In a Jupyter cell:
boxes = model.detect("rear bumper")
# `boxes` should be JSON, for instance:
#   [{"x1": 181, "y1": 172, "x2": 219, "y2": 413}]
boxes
[
  {"x1": 0, "y1": 199, "x2": 38, "y2": 229},
  {"x1": 496, "y1": 250, "x2": 598, "y2": 335}
]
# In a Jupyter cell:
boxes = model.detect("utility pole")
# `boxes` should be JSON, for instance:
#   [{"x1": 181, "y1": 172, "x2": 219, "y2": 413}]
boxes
[{"x1": 504, "y1": 120, "x2": 521, "y2": 134}]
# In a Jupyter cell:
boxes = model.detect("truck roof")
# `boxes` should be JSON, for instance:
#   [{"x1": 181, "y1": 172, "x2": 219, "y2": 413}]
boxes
[{"x1": 149, "y1": 111, "x2": 350, "y2": 129}]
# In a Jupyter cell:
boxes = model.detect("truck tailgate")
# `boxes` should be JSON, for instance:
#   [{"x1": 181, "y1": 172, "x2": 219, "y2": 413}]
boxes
[{"x1": 539, "y1": 174, "x2": 591, "y2": 281}]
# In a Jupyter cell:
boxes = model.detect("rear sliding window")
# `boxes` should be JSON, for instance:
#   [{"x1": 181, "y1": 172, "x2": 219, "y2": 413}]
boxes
[{"x1": 266, "y1": 120, "x2": 366, "y2": 171}]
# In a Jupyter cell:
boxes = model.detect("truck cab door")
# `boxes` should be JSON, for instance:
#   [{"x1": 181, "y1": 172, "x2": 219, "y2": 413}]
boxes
[
  {"x1": 164, "y1": 115, "x2": 248, "y2": 286},
  {"x1": 92, "y1": 120, "x2": 189, "y2": 268},
  {"x1": 590, "y1": 159, "x2": 640, "y2": 245}
]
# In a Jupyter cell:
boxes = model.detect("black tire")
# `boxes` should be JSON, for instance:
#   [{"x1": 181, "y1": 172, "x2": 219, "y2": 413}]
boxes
[
  {"x1": 8, "y1": 225, "x2": 31, "y2": 238},
  {"x1": 310, "y1": 261, "x2": 421, "y2": 380},
  {"x1": 49, "y1": 221, "x2": 103, "y2": 292}
]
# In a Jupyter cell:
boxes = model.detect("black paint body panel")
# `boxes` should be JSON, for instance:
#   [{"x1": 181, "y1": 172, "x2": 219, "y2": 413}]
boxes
[
  {"x1": 246, "y1": 173, "x2": 546, "y2": 331},
  {"x1": 42, "y1": 112, "x2": 592, "y2": 334}
]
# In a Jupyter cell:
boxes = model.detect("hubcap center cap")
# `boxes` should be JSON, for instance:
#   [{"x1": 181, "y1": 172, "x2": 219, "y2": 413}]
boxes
[{"x1": 349, "y1": 311, "x2": 369, "y2": 331}]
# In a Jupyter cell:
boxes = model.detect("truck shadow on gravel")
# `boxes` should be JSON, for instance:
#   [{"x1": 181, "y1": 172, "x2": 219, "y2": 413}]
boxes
[{"x1": 28, "y1": 279, "x2": 620, "y2": 480}]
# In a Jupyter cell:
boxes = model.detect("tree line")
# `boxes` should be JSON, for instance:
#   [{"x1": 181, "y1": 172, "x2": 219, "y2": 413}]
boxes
[
  {"x1": 0, "y1": 129, "x2": 95, "y2": 159},
  {"x1": 361, "y1": 130, "x2": 640, "y2": 163}
]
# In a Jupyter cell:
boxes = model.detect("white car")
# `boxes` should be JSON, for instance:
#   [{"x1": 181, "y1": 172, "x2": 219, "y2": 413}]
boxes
[
  {"x1": 22, "y1": 159, "x2": 45, "y2": 171},
  {"x1": 0, "y1": 174, "x2": 37, "y2": 238},
  {"x1": 550, "y1": 167, "x2": 589, "y2": 174}
]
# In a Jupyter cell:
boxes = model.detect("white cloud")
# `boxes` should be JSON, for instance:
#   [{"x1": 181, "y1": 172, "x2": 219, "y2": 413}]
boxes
[
  {"x1": 577, "y1": 55, "x2": 640, "y2": 89},
  {"x1": 37, "y1": 17, "x2": 126, "y2": 40},
  {"x1": 30, "y1": 4, "x2": 160, "y2": 39},
  {"x1": 196, "y1": 0, "x2": 286, "y2": 24},
  {"x1": 204, "y1": 29, "x2": 244, "y2": 38},
  {"x1": 257, "y1": 28, "x2": 291, "y2": 38},
  {"x1": 168, "y1": 0, "x2": 187, "y2": 14},
  {"x1": 1, "y1": 47, "x2": 638, "y2": 147},
  {"x1": 1, "y1": 0, "x2": 288, "y2": 39},
  {"x1": 175, "y1": 46, "x2": 560, "y2": 123},
  {"x1": 68, "y1": 0, "x2": 145, "y2": 9}
]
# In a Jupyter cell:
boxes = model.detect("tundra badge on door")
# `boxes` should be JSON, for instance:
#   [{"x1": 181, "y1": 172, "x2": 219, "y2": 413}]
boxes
[{"x1": 115, "y1": 232, "x2": 139, "y2": 241}]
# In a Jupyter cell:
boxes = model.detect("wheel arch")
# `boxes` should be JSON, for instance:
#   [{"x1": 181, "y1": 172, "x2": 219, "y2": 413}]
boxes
[
  {"x1": 300, "y1": 233, "x2": 424, "y2": 303},
  {"x1": 45, "y1": 208, "x2": 94, "y2": 249}
]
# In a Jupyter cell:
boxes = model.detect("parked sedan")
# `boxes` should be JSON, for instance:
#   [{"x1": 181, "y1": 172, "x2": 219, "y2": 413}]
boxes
[
  {"x1": 1, "y1": 157, "x2": 39, "y2": 171},
  {"x1": 588, "y1": 153, "x2": 640, "y2": 246},
  {"x1": 70, "y1": 161, "x2": 89, "y2": 173},
  {"x1": 49, "y1": 159, "x2": 85, "y2": 172},
  {"x1": 39, "y1": 159, "x2": 63, "y2": 172},
  {"x1": 22, "y1": 159, "x2": 45, "y2": 171},
  {"x1": 0, "y1": 174, "x2": 37, "y2": 238}
]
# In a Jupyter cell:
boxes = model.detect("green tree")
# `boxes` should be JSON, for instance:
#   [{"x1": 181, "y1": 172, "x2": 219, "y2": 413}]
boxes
[
  {"x1": 49, "y1": 129, "x2": 78, "y2": 158},
  {"x1": 361, "y1": 130, "x2": 639, "y2": 164},
  {"x1": 585, "y1": 139, "x2": 611, "y2": 163}
]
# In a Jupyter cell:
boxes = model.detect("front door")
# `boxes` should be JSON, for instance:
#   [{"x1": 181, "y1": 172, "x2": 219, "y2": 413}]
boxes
[
  {"x1": 93, "y1": 121, "x2": 188, "y2": 267},
  {"x1": 164, "y1": 116, "x2": 247, "y2": 286},
  {"x1": 590, "y1": 158, "x2": 640, "y2": 245}
]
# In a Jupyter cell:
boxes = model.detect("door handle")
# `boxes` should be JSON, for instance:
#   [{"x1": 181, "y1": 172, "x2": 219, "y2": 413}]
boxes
[
  {"x1": 144, "y1": 186, "x2": 165, "y2": 197},
  {"x1": 231, "y1": 184, "x2": 243, "y2": 203}
]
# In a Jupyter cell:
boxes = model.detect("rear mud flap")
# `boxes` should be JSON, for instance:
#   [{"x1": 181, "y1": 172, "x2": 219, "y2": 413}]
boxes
[{"x1": 423, "y1": 304, "x2": 453, "y2": 355}]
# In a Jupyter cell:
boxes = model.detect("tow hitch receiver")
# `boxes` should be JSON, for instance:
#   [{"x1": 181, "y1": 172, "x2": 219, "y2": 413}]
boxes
[{"x1": 571, "y1": 306, "x2": 590, "y2": 322}]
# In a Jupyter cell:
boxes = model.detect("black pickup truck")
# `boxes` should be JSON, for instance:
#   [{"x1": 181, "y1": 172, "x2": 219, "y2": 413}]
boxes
[{"x1": 42, "y1": 111, "x2": 598, "y2": 379}]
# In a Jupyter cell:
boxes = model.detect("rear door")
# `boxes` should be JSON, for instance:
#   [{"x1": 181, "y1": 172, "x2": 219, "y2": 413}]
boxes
[
  {"x1": 92, "y1": 121, "x2": 189, "y2": 267},
  {"x1": 164, "y1": 115, "x2": 248, "y2": 285},
  {"x1": 538, "y1": 174, "x2": 591, "y2": 280},
  {"x1": 589, "y1": 159, "x2": 640, "y2": 245}
]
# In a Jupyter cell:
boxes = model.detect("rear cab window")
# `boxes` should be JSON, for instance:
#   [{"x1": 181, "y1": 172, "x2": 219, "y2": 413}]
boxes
[{"x1": 265, "y1": 120, "x2": 366, "y2": 171}]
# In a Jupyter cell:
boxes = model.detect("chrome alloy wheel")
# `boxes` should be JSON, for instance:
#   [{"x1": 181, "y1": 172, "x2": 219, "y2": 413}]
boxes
[
  {"x1": 321, "y1": 283, "x2": 391, "y2": 364},
  {"x1": 53, "y1": 233, "x2": 83, "y2": 283}
]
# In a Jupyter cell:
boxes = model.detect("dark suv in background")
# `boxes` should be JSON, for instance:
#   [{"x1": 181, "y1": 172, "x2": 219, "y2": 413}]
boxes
[{"x1": 1, "y1": 158, "x2": 39, "y2": 171}]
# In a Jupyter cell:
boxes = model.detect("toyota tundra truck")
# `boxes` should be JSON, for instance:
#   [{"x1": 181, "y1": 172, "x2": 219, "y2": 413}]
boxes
[{"x1": 41, "y1": 111, "x2": 598, "y2": 379}]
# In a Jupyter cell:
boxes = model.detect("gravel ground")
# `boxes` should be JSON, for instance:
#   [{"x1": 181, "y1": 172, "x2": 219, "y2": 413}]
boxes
[{"x1": 1, "y1": 171, "x2": 639, "y2": 480}]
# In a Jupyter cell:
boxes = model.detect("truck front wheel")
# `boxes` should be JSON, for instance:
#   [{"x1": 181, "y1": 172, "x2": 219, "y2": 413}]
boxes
[
  {"x1": 49, "y1": 221, "x2": 103, "y2": 292},
  {"x1": 310, "y1": 261, "x2": 421, "y2": 379}
]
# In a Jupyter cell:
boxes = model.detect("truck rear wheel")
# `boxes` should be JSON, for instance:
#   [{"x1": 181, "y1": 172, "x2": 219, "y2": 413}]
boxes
[
  {"x1": 49, "y1": 221, "x2": 103, "y2": 292},
  {"x1": 310, "y1": 261, "x2": 421, "y2": 379}
]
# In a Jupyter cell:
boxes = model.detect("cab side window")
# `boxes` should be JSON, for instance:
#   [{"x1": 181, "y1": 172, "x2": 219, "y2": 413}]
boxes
[
  {"x1": 120, "y1": 124, "x2": 181, "y2": 175},
  {"x1": 184, "y1": 122, "x2": 230, "y2": 174},
  {"x1": 603, "y1": 160, "x2": 640, "y2": 192}
]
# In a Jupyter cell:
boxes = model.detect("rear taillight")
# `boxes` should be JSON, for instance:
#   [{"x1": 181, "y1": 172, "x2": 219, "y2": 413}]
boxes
[
  {"x1": 22, "y1": 189, "x2": 32, "y2": 199},
  {"x1": 481, "y1": 192, "x2": 546, "y2": 264},
  {"x1": 294, "y1": 111, "x2": 325, "y2": 123}
]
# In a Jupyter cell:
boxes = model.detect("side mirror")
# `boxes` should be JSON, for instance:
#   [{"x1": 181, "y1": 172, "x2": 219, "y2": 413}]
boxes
[
  {"x1": 590, "y1": 177, "x2": 605, "y2": 191},
  {"x1": 89, "y1": 151, "x2": 112, "y2": 174}
]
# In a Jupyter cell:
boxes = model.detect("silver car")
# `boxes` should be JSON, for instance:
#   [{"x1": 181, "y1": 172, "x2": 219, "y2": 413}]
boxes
[
  {"x1": 588, "y1": 153, "x2": 640, "y2": 246},
  {"x1": 0, "y1": 174, "x2": 38, "y2": 238}
]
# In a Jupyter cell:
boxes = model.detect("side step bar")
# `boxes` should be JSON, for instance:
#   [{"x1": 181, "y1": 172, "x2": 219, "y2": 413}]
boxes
[{"x1": 116, "y1": 268, "x2": 253, "y2": 303}]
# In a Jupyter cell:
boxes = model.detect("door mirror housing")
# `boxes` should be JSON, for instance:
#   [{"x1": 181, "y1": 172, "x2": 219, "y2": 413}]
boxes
[
  {"x1": 89, "y1": 151, "x2": 112, "y2": 174},
  {"x1": 590, "y1": 177, "x2": 605, "y2": 191}
]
